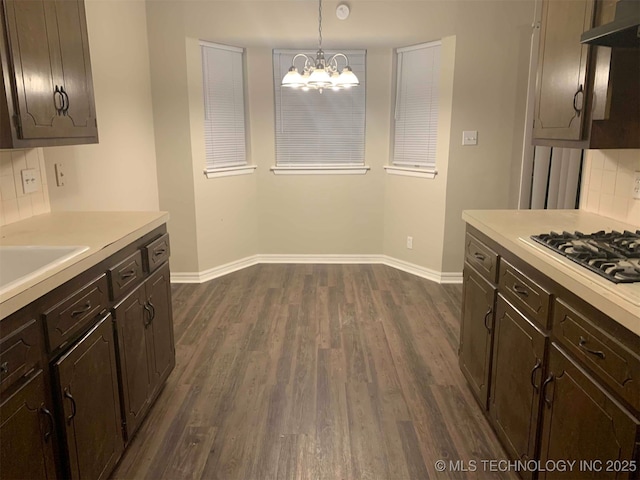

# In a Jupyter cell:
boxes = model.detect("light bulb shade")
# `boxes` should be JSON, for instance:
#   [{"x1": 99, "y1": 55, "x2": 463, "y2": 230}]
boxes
[
  {"x1": 307, "y1": 66, "x2": 333, "y2": 88},
  {"x1": 282, "y1": 68, "x2": 305, "y2": 87},
  {"x1": 335, "y1": 66, "x2": 359, "y2": 87}
]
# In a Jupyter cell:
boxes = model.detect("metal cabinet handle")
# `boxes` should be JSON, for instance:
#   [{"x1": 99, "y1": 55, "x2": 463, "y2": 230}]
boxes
[
  {"x1": 154, "y1": 247, "x2": 166, "y2": 257},
  {"x1": 64, "y1": 388, "x2": 77, "y2": 423},
  {"x1": 573, "y1": 84, "x2": 584, "y2": 116},
  {"x1": 39, "y1": 407, "x2": 55, "y2": 442},
  {"x1": 71, "y1": 301, "x2": 92, "y2": 317},
  {"x1": 578, "y1": 336, "x2": 606, "y2": 359},
  {"x1": 60, "y1": 86, "x2": 70, "y2": 115},
  {"x1": 530, "y1": 359, "x2": 542, "y2": 392},
  {"x1": 473, "y1": 252, "x2": 486, "y2": 262},
  {"x1": 483, "y1": 307, "x2": 493, "y2": 331},
  {"x1": 0, "y1": 361, "x2": 8, "y2": 375},
  {"x1": 512, "y1": 284, "x2": 529, "y2": 297},
  {"x1": 120, "y1": 269, "x2": 136, "y2": 280},
  {"x1": 53, "y1": 86, "x2": 64, "y2": 115},
  {"x1": 143, "y1": 303, "x2": 153, "y2": 327},
  {"x1": 541, "y1": 374, "x2": 554, "y2": 407}
]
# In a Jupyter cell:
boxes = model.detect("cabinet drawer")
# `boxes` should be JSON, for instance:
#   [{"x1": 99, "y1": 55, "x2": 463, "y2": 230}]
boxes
[
  {"x1": 499, "y1": 260, "x2": 551, "y2": 329},
  {"x1": 108, "y1": 250, "x2": 143, "y2": 301},
  {"x1": 553, "y1": 299, "x2": 640, "y2": 412},
  {"x1": 465, "y1": 234, "x2": 499, "y2": 283},
  {"x1": 0, "y1": 320, "x2": 41, "y2": 394},
  {"x1": 143, "y1": 233, "x2": 170, "y2": 273},
  {"x1": 43, "y1": 275, "x2": 109, "y2": 352}
]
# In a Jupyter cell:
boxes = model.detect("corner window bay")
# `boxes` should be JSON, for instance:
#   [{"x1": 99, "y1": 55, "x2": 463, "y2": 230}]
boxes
[{"x1": 272, "y1": 50, "x2": 367, "y2": 174}]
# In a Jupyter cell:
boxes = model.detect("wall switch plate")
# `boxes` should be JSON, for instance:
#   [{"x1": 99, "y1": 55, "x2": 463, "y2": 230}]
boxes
[
  {"x1": 55, "y1": 163, "x2": 65, "y2": 187},
  {"x1": 406, "y1": 236, "x2": 413, "y2": 249},
  {"x1": 462, "y1": 130, "x2": 478, "y2": 146},
  {"x1": 21, "y1": 168, "x2": 40, "y2": 194},
  {"x1": 634, "y1": 171, "x2": 640, "y2": 200}
]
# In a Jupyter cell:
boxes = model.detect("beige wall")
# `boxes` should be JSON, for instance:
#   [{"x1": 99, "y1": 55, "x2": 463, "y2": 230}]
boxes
[
  {"x1": 42, "y1": 0, "x2": 160, "y2": 214},
  {"x1": 147, "y1": 0, "x2": 535, "y2": 275},
  {"x1": 580, "y1": 149, "x2": 640, "y2": 225}
]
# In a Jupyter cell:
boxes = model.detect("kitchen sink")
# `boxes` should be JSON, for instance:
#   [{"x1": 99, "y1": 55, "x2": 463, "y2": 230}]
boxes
[{"x1": 0, "y1": 245, "x2": 89, "y2": 295}]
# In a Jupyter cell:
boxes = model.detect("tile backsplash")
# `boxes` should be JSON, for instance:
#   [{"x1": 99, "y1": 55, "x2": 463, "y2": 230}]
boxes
[
  {"x1": 580, "y1": 149, "x2": 640, "y2": 226},
  {"x1": 0, "y1": 149, "x2": 51, "y2": 226}
]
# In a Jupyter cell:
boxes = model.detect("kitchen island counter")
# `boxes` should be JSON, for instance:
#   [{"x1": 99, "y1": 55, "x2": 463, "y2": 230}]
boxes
[
  {"x1": 463, "y1": 209, "x2": 639, "y2": 336},
  {"x1": 0, "y1": 211, "x2": 169, "y2": 319}
]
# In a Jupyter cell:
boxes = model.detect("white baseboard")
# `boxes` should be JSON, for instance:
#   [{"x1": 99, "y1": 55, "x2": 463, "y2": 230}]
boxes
[{"x1": 171, "y1": 254, "x2": 463, "y2": 285}]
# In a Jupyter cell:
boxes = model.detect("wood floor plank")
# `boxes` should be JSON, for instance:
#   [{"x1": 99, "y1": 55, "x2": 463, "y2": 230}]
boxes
[{"x1": 111, "y1": 264, "x2": 513, "y2": 480}]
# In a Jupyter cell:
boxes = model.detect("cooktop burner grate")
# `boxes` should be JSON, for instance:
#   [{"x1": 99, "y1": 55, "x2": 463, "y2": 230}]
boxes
[{"x1": 530, "y1": 230, "x2": 640, "y2": 284}]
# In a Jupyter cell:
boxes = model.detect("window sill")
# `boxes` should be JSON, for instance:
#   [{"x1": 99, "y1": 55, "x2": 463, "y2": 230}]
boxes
[
  {"x1": 271, "y1": 165, "x2": 371, "y2": 175},
  {"x1": 204, "y1": 165, "x2": 257, "y2": 179},
  {"x1": 383, "y1": 166, "x2": 437, "y2": 179}
]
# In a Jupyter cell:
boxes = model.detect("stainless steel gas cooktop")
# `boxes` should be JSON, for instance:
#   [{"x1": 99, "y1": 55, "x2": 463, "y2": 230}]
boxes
[{"x1": 530, "y1": 230, "x2": 640, "y2": 284}]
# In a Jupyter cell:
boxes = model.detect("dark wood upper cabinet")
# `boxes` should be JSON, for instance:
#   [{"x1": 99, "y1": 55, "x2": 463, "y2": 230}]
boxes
[
  {"x1": 533, "y1": 0, "x2": 640, "y2": 148},
  {"x1": 0, "y1": 0, "x2": 98, "y2": 148},
  {"x1": 538, "y1": 344, "x2": 640, "y2": 480},
  {"x1": 533, "y1": 0, "x2": 594, "y2": 141}
]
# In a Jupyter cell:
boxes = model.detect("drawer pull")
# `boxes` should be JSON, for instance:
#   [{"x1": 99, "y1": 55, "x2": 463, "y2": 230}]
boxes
[
  {"x1": 70, "y1": 301, "x2": 92, "y2": 317},
  {"x1": 40, "y1": 407, "x2": 54, "y2": 442},
  {"x1": 483, "y1": 307, "x2": 493, "y2": 331},
  {"x1": 473, "y1": 252, "x2": 486, "y2": 262},
  {"x1": 542, "y1": 374, "x2": 554, "y2": 407},
  {"x1": 64, "y1": 388, "x2": 77, "y2": 423},
  {"x1": 120, "y1": 269, "x2": 136, "y2": 280},
  {"x1": 0, "y1": 361, "x2": 8, "y2": 375},
  {"x1": 578, "y1": 336, "x2": 606, "y2": 360},
  {"x1": 530, "y1": 359, "x2": 542, "y2": 392},
  {"x1": 154, "y1": 247, "x2": 166, "y2": 257},
  {"x1": 512, "y1": 284, "x2": 529, "y2": 297}
]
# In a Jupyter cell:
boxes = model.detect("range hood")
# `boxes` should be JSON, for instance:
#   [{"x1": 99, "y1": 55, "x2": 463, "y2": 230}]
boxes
[{"x1": 580, "y1": 0, "x2": 640, "y2": 47}]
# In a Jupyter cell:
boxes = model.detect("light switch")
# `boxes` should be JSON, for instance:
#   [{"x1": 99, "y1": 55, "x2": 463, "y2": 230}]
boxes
[
  {"x1": 462, "y1": 130, "x2": 478, "y2": 146},
  {"x1": 21, "y1": 168, "x2": 40, "y2": 194}
]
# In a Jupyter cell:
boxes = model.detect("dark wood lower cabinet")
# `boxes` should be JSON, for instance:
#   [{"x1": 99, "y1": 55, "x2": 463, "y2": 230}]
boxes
[
  {"x1": 459, "y1": 265, "x2": 496, "y2": 410},
  {"x1": 113, "y1": 262, "x2": 175, "y2": 441},
  {"x1": 53, "y1": 313, "x2": 124, "y2": 480},
  {"x1": 0, "y1": 370, "x2": 56, "y2": 479},
  {"x1": 490, "y1": 296, "x2": 548, "y2": 479},
  {"x1": 538, "y1": 344, "x2": 640, "y2": 480}
]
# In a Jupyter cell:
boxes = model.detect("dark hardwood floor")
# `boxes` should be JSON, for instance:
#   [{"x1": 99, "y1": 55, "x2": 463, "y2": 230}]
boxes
[{"x1": 112, "y1": 264, "x2": 514, "y2": 480}]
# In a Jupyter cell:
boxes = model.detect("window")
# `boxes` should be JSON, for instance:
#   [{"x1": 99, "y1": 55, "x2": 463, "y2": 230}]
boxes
[
  {"x1": 389, "y1": 41, "x2": 441, "y2": 178},
  {"x1": 201, "y1": 41, "x2": 253, "y2": 178},
  {"x1": 272, "y1": 49, "x2": 368, "y2": 174}
]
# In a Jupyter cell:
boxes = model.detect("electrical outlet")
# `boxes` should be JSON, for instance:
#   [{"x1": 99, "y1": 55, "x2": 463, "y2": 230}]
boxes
[
  {"x1": 406, "y1": 236, "x2": 413, "y2": 249},
  {"x1": 634, "y1": 171, "x2": 640, "y2": 200},
  {"x1": 21, "y1": 169, "x2": 40, "y2": 194},
  {"x1": 462, "y1": 130, "x2": 478, "y2": 146},
  {"x1": 55, "y1": 163, "x2": 65, "y2": 187}
]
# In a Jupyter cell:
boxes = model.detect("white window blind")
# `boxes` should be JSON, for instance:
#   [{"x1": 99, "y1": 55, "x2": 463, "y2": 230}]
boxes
[
  {"x1": 201, "y1": 41, "x2": 247, "y2": 171},
  {"x1": 273, "y1": 50, "x2": 366, "y2": 167},
  {"x1": 393, "y1": 41, "x2": 441, "y2": 170}
]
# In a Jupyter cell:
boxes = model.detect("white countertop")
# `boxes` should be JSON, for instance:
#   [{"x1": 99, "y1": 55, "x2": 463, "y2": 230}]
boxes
[
  {"x1": 463, "y1": 209, "x2": 640, "y2": 336},
  {"x1": 0, "y1": 211, "x2": 169, "y2": 319}
]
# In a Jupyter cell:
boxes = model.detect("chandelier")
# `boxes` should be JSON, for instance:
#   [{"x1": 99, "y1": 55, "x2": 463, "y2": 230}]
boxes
[{"x1": 281, "y1": 0, "x2": 360, "y2": 93}]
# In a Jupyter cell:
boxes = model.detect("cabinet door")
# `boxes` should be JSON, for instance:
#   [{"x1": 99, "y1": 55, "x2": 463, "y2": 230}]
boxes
[
  {"x1": 0, "y1": 370, "x2": 57, "y2": 480},
  {"x1": 2, "y1": 0, "x2": 97, "y2": 142},
  {"x1": 146, "y1": 263, "x2": 175, "y2": 396},
  {"x1": 490, "y1": 296, "x2": 547, "y2": 477},
  {"x1": 538, "y1": 344, "x2": 640, "y2": 480},
  {"x1": 459, "y1": 265, "x2": 496, "y2": 410},
  {"x1": 54, "y1": 314, "x2": 124, "y2": 480},
  {"x1": 533, "y1": 0, "x2": 594, "y2": 141},
  {"x1": 113, "y1": 283, "x2": 153, "y2": 439}
]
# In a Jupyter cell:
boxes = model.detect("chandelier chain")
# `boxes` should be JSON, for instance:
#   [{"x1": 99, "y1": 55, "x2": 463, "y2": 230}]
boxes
[{"x1": 318, "y1": 0, "x2": 323, "y2": 49}]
